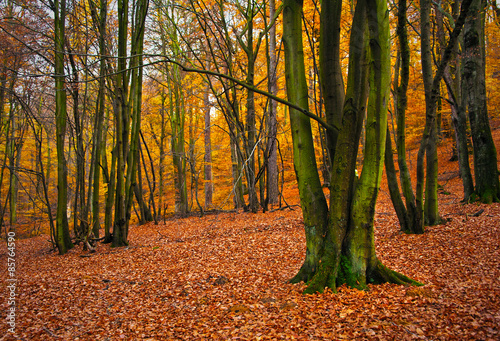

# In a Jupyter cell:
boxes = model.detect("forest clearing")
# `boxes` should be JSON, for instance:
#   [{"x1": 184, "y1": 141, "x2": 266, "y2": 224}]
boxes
[{"x1": 1, "y1": 127, "x2": 499, "y2": 340}]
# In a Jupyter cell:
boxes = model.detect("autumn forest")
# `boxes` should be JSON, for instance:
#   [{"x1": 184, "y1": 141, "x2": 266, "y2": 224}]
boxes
[{"x1": 1, "y1": 0, "x2": 500, "y2": 338}]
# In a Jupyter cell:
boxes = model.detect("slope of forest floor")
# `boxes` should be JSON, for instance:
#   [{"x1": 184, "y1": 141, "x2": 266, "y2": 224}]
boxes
[{"x1": 1, "y1": 125, "x2": 500, "y2": 340}]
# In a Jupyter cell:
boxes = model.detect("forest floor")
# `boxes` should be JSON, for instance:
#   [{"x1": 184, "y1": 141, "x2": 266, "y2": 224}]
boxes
[{"x1": 1, "y1": 124, "x2": 500, "y2": 340}]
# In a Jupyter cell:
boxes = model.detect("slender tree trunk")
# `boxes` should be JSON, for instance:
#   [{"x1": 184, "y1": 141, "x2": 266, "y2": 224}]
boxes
[
  {"x1": 112, "y1": 0, "x2": 130, "y2": 247},
  {"x1": 54, "y1": 0, "x2": 74, "y2": 254},
  {"x1": 140, "y1": 132, "x2": 157, "y2": 222},
  {"x1": 417, "y1": 0, "x2": 473, "y2": 223},
  {"x1": 419, "y1": 0, "x2": 440, "y2": 226},
  {"x1": 394, "y1": 0, "x2": 423, "y2": 234},
  {"x1": 244, "y1": 1, "x2": 260, "y2": 214},
  {"x1": 266, "y1": 0, "x2": 279, "y2": 206},
  {"x1": 203, "y1": 70, "x2": 213, "y2": 210},
  {"x1": 124, "y1": 0, "x2": 149, "y2": 229},
  {"x1": 7, "y1": 80, "x2": 18, "y2": 227},
  {"x1": 384, "y1": 127, "x2": 410, "y2": 232},
  {"x1": 68, "y1": 52, "x2": 87, "y2": 239},
  {"x1": 170, "y1": 66, "x2": 188, "y2": 215},
  {"x1": 230, "y1": 130, "x2": 245, "y2": 209},
  {"x1": 159, "y1": 89, "x2": 167, "y2": 220},
  {"x1": 88, "y1": 0, "x2": 108, "y2": 237},
  {"x1": 103, "y1": 112, "x2": 116, "y2": 244}
]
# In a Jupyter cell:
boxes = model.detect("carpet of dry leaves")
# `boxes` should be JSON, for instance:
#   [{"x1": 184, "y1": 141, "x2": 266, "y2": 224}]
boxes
[{"x1": 2, "y1": 128, "x2": 500, "y2": 340}]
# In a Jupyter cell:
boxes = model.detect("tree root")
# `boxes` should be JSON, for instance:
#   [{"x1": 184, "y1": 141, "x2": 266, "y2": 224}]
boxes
[
  {"x1": 369, "y1": 260, "x2": 423, "y2": 286},
  {"x1": 301, "y1": 261, "x2": 338, "y2": 294}
]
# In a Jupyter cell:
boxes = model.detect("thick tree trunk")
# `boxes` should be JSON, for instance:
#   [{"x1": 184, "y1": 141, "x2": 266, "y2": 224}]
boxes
[
  {"x1": 463, "y1": 0, "x2": 500, "y2": 203},
  {"x1": 301, "y1": 0, "x2": 370, "y2": 293}
]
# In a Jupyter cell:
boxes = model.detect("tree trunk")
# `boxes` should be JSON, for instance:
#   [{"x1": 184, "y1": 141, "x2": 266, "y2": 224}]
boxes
[
  {"x1": 230, "y1": 130, "x2": 245, "y2": 209},
  {"x1": 418, "y1": 0, "x2": 440, "y2": 226},
  {"x1": 203, "y1": 70, "x2": 213, "y2": 210},
  {"x1": 394, "y1": 0, "x2": 423, "y2": 234},
  {"x1": 88, "y1": 0, "x2": 108, "y2": 237},
  {"x1": 319, "y1": 0, "x2": 344, "y2": 161},
  {"x1": 170, "y1": 67, "x2": 188, "y2": 215},
  {"x1": 266, "y1": 0, "x2": 279, "y2": 206},
  {"x1": 283, "y1": 0, "x2": 329, "y2": 285},
  {"x1": 384, "y1": 127, "x2": 411, "y2": 232},
  {"x1": 443, "y1": 39, "x2": 474, "y2": 201},
  {"x1": 7, "y1": 79, "x2": 18, "y2": 227},
  {"x1": 54, "y1": 0, "x2": 74, "y2": 254},
  {"x1": 159, "y1": 89, "x2": 167, "y2": 220},
  {"x1": 463, "y1": 0, "x2": 500, "y2": 203},
  {"x1": 244, "y1": 1, "x2": 260, "y2": 214},
  {"x1": 112, "y1": 0, "x2": 130, "y2": 247}
]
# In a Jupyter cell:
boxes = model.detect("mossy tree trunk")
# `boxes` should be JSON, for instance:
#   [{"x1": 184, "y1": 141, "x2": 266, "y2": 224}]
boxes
[
  {"x1": 463, "y1": 0, "x2": 500, "y2": 203},
  {"x1": 283, "y1": 0, "x2": 329, "y2": 285},
  {"x1": 284, "y1": 0, "x2": 421, "y2": 293}
]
